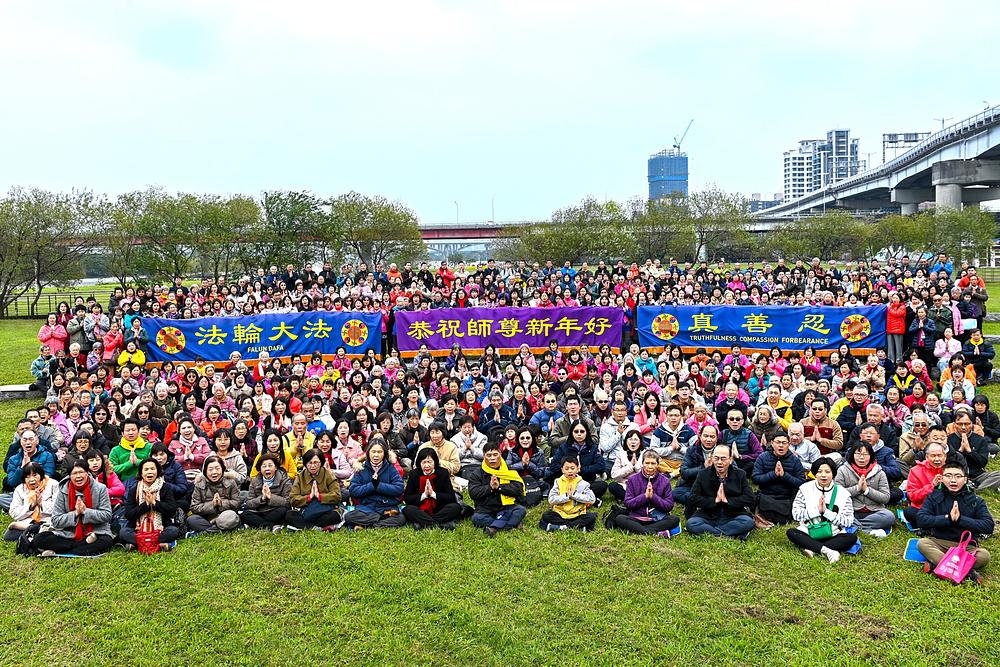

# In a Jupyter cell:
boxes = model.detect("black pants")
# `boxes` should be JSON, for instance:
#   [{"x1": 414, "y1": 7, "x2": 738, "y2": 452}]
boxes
[
  {"x1": 33, "y1": 532, "x2": 113, "y2": 556},
  {"x1": 241, "y1": 507, "x2": 288, "y2": 529},
  {"x1": 612, "y1": 514, "x2": 680, "y2": 535},
  {"x1": 903, "y1": 505, "x2": 921, "y2": 529},
  {"x1": 402, "y1": 503, "x2": 463, "y2": 528},
  {"x1": 587, "y1": 479, "x2": 608, "y2": 498},
  {"x1": 540, "y1": 509, "x2": 596, "y2": 530},
  {"x1": 888, "y1": 486, "x2": 904, "y2": 505},
  {"x1": 287, "y1": 508, "x2": 341, "y2": 529},
  {"x1": 608, "y1": 482, "x2": 626, "y2": 502},
  {"x1": 786, "y1": 528, "x2": 858, "y2": 553}
]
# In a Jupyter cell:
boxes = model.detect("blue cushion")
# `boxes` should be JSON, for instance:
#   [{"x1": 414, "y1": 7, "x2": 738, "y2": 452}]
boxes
[{"x1": 904, "y1": 538, "x2": 927, "y2": 563}]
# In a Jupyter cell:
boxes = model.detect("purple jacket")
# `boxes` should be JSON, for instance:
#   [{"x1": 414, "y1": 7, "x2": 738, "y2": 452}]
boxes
[{"x1": 623, "y1": 471, "x2": 674, "y2": 519}]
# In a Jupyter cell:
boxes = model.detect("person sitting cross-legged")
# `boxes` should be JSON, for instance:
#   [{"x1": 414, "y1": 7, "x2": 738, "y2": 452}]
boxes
[
  {"x1": 752, "y1": 433, "x2": 807, "y2": 528},
  {"x1": 917, "y1": 457, "x2": 994, "y2": 584},
  {"x1": 32, "y1": 461, "x2": 114, "y2": 557},
  {"x1": 787, "y1": 457, "x2": 856, "y2": 564},
  {"x1": 834, "y1": 443, "x2": 896, "y2": 537},
  {"x1": 539, "y1": 455, "x2": 597, "y2": 532},
  {"x1": 468, "y1": 440, "x2": 526, "y2": 536},
  {"x1": 402, "y1": 447, "x2": 463, "y2": 530},
  {"x1": 686, "y1": 445, "x2": 756, "y2": 540},
  {"x1": 610, "y1": 450, "x2": 680, "y2": 537}
]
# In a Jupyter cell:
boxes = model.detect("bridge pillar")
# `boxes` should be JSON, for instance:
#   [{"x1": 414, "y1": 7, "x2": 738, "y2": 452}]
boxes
[
  {"x1": 935, "y1": 184, "x2": 962, "y2": 210},
  {"x1": 900, "y1": 203, "x2": 918, "y2": 215}
]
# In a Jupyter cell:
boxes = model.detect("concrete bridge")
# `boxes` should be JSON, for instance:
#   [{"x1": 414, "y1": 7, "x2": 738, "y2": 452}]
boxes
[{"x1": 756, "y1": 105, "x2": 1000, "y2": 218}]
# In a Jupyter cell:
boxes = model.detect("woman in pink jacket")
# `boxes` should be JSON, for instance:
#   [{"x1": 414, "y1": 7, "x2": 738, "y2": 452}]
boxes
[{"x1": 37, "y1": 312, "x2": 68, "y2": 353}]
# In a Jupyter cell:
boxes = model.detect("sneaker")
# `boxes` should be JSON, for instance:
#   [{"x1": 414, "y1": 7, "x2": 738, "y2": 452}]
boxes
[
  {"x1": 184, "y1": 531, "x2": 197, "y2": 539},
  {"x1": 439, "y1": 521, "x2": 457, "y2": 531},
  {"x1": 868, "y1": 529, "x2": 888, "y2": 539},
  {"x1": 922, "y1": 562, "x2": 932, "y2": 574},
  {"x1": 39, "y1": 550, "x2": 56, "y2": 558},
  {"x1": 593, "y1": 498, "x2": 603, "y2": 508},
  {"x1": 285, "y1": 525, "x2": 302, "y2": 532},
  {"x1": 558, "y1": 525, "x2": 568, "y2": 531},
  {"x1": 484, "y1": 526, "x2": 498, "y2": 538},
  {"x1": 802, "y1": 549, "x2": 815, "y2": 558},
  {"x1": 656, "y1": 529, "x2": 673, "y2": 539},
  {"x1": 541, "y1": 522, "x2": 553, "y2": 532},
  {"x1": 271, "y1": 525, "x2": 283, "y2": 534},
  {"x1": 966, "y1": 569, "x2": 984, "y2": 585},
  {"x1": 821, "y1": 547, "x2": 841, "y2": 564}
]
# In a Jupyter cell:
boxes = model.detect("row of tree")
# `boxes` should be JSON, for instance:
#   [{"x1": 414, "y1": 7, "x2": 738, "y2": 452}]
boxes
[
  {"x1": 0, "y1": 187, "x2": 427, "y2": 315},
  {"x1": 490, "y1": 190, "x2": 996, "y2": 266}
]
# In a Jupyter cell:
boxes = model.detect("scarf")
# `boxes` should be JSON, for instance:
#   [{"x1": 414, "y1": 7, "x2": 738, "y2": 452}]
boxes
[
  {"x1": 136, "y1": 477, "x2": 164, "y2": 531},
  {"x1": 29, "y1": 477, "x2": 48, "y2": 523},
  {"x1": 850, "y1": 461, "x2": 876, "y2": 480},
  {"x1": 418, "y1": 472, "x2": 438, "y2": 514},
  {"x1": 481, "y1": 459, "x2": 524, "y2": 506},
  {"x1": 70, "y1": 480, "x2": 94, "y2": 541},
  {"x1": 553, "y1": 475, "x2": 587, "y2": 519},
  {"x1": 120, "y1": 435, "x2": 145, "y2": 451}
]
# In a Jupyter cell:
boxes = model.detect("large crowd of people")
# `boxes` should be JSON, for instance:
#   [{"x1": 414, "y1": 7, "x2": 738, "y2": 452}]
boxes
[{"x1": 5, "y1": 253, "x2": 997, "y2": 584}]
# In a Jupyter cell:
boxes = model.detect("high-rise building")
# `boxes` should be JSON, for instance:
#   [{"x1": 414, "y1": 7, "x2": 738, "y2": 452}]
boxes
[
  {"x1": 648, "y1": 149, "x2": 689, "y2": 199},
  {"x1": 749, "y1": 193, "x2": 782, "y2": 213},
  {"x1": 782, "y1": 129, "x2": 865, "y2": 201}
]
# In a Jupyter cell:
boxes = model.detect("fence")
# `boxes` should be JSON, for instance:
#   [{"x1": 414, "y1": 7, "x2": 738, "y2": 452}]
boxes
[{"x1": 2, "y1": 289, "x2": 117, "y2": 319}]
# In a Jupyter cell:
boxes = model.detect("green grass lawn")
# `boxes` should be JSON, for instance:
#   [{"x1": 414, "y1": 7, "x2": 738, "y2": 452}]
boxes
[
  {"x1": 0, "y1": 319, "x2": 43, "y2": 385},
  {"x1": 2, "y1": 324, "x2": 1000, "y2": 666}
]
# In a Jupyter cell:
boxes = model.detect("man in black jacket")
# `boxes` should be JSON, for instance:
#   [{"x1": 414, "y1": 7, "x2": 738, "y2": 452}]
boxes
[
  {"x1": 686, "y1": 445, "x2": 756, "y2": 539},
  {"x1": 917, "y1": 459, "x2": 994, "y2": 583},
  {"x1": 467, "y1": 442, "x2": 526, "y2": 536},
  {"x1": 949, "y1": 411, "x2": 1000, "y2": 491}
]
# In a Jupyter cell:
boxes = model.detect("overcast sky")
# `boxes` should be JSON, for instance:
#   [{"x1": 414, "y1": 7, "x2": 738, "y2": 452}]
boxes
[{"x1": 1, "y1": 1, "x2": 996, "y2": 222}]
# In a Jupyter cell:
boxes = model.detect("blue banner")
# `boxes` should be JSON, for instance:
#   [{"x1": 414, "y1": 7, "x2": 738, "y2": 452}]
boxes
[
  {"x1": 142, "y1": 311, "x2": 383, "y2": 363},
  {"x1": 637, "y1": 305, "x2": 887, "y2": 354}
]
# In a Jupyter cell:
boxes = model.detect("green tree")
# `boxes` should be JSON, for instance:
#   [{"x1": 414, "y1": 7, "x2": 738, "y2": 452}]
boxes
[
  {"x1": 492, "y1": 198, "x2": 637, "y2": 264},
  {"x1": 0, "y1": 188, "x2": 91, "y2": 316},
  {"x1": 191, "y1": 194, "x2": 262, "y2": 281},
  {"x1": 627, "y1": 196, "x2": 696, "y2": 262},
  {"x1": 334, "y1": 192, "x2": 426, "y2": 266},
  {"x1": 237, "y1": 190, "x2": 325, "y2": 274},
  {"x1": 103, "y1": 189, "x2": 155, "y2": 288},
  {"x1": 766, "y1": 210, "x2": 873, "y2": 261},
  {"x1": 688, "y1": 186, "x2": 752, "y2": 261}
]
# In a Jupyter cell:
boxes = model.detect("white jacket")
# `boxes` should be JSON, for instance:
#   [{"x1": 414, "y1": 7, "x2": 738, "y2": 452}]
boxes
[{"x1": 791, "y1": 480, "x2": 854, "y2": 536}]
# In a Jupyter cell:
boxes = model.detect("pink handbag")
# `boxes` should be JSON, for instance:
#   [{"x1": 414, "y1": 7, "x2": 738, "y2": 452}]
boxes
[{"x1": 933, "y1": 531, "x2": 977, "y2": 584}]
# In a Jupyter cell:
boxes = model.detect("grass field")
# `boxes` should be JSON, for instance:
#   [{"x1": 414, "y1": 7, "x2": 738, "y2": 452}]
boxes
[
  {"x1": 2, "y1": 325, "x2": 1000, "y2": 666},
  {"x1": 0, "y1": 319, "x2": 43, "y2": 385}
]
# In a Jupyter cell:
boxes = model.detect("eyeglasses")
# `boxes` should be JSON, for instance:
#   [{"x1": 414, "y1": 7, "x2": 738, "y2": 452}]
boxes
[
  {"x1": 727, "y1": 417, "x2": 743, "y2": 421},
  {"x1": 942, "y1": 473, "x2": 967, "y2": 480}
]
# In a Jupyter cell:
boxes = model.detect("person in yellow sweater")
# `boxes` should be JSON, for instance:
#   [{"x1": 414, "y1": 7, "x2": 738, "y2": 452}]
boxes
[
  {"x1": 539, "y1": 455, "x2": 597, "y2": 532},
  {"x1": 116, "y1": 340, "x2": 146, "y2": 369}
]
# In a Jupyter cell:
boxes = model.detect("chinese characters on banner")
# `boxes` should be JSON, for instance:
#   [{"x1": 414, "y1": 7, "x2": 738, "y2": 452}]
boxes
[
  {"x1": 637, "y1": 305, "x2": 887, "y2": 355},
  {"x1": 142, "y1": 311, "x2": 383, "y2": 364},
  {"x1": 395, "y1": 306, "x2": 623, "y2": 357}
]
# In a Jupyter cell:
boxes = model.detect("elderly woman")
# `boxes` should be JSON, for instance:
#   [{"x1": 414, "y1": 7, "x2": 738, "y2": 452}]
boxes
[
  {"x1": 32, "y1": 460, "x2": 114, "y2": 557},
  {"x1": 186, "y1": 456, "x2": 242, "y2": 535},
  {"x1": 835, "y1": 443, "x2": 895, "y2": 537},
  {"x1": 242, "y1": 453, "x2": 293, "y2": 532},
  {"x1": 344, "y1": 439, "x2": 406, "y2": 530},
  {"x1": 287, "y1": 448, "x2": 342, "y2": 531},
  {"x1": 3, "y1": 462, "x2": 59, "y2": 542},
  {"x1": 787, "y1": 457, "x2": 856, "y2": 563},
  {"x1": 168, "y1": 417, "x2": 211, "y2": 482},
  {"x1": 204, "y1": 382, "x2": 237, "y2": 419},
  {"x1": 120, "y1": 458, "x2": 183, "y2": 551},
  {"x1": 402, "y1": 447, "x2": 463, "y2": 530},
  {"x1": 611, "y1": 450, "x2": 680, "y2": 536}
]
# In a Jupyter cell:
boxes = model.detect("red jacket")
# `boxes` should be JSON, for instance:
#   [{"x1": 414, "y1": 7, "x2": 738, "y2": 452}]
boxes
[
  {"x1": 905, "y1": 459, "x2": 944, "y2": 509},
  {"x1": 887, "y1": 302, "x2": 907, "y2": 335}
]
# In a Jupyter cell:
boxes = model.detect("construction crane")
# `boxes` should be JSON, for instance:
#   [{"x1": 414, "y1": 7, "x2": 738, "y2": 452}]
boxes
[{"x1": 673, "y1": 119, "x2": 694, "y2": 152}]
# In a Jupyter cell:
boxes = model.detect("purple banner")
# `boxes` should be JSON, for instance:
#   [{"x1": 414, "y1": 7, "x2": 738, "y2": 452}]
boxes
[{"x1": 395, "y1": 306, "x2": 623, "y2": 357}]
